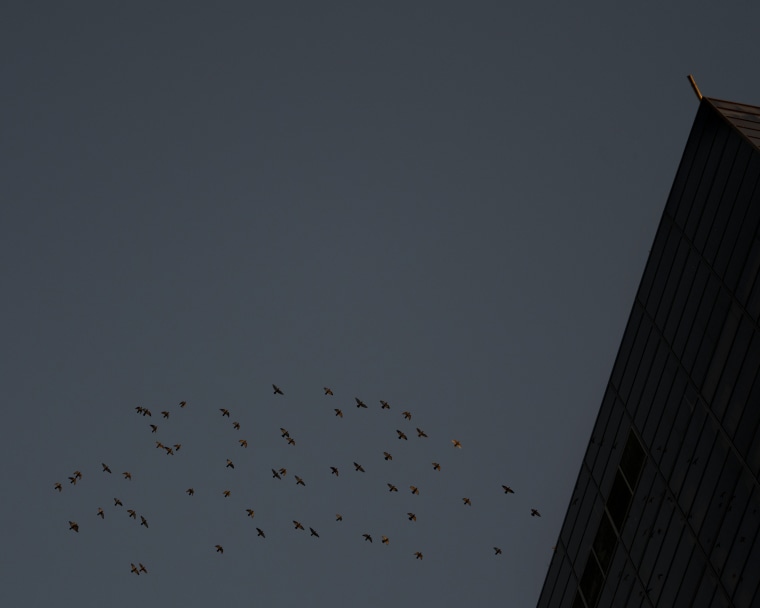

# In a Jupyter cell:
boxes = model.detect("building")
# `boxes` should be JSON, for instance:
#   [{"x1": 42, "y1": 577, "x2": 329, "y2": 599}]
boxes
[{"x1": 537, "y1": 92, "x2": 760, "y2": 607}]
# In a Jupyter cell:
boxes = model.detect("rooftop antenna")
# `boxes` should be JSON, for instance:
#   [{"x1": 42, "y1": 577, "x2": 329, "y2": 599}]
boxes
[{"x1": 687, "y1": 74, "x2": 703, "y2": 100}]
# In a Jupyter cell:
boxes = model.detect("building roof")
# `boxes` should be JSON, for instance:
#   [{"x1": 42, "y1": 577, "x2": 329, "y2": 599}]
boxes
[{"x1": 706, "y1": 96, "x2": 760, "y2": 150}]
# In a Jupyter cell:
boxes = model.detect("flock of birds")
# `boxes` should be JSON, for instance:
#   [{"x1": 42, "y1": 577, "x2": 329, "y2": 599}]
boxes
[{"x1": 56, "y1": 385, "x2": 542, "y2": 575}]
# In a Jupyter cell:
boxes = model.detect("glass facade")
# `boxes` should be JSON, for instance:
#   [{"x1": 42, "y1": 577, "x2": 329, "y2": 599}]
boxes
[{"x1": 537, "y1": 97, "x2": 760, "y2": 608}]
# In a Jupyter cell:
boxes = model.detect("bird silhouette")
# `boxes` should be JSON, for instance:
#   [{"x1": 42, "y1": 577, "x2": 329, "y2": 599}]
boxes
[
  {"x1": 382, "y1": 535, "x2": 389, "y2": 545},
  {"x1": 232, "y1": 421, "x2": 240, "y2": 430},
  {"x1": 215, "y1": 545, "x2": 223, "y2": 553},
  {"x1": 226, "y1": 459, "x2": 234, "y2": 469},
  {"x1": 54, "y1": 482, "x2": 62, "y2": 492},
  {"x1": 223, "y1": 490, "x2": 231, "y2": 498},
  {"x1": 179, "y1": 401, "x2": 186, "y2": 408},
  {"x1": 97, "y1": 508, "x2": 104, "y2": 519},
  {"x1": 68, "y1": 476, "x2": 77, "y2": 485},
  {"x1": 142, "y1": 409, "x2": 152, "y2": 417},
  {"x1": 102, "y1": 463, "x2": 112, "y2": 474},
  {"x1": 127, "y1": 509, "x2": 137, "y2": 519},
  {"x1": 138, "y1": 563, "x2": 147, "y2": 573},
  {"x1": 502, "y1": 485, "x2": 515, "y2": 494},
  {"x1": 150, "y1": 424, "x2": 158, "y2": 433},
  {"x1": 295, "y1": 476, "x2": 305, "y2": 486},
  {"x1": 278, "y1": 468, "x2": 287, "y2": 476},
  {"x1": 363, "y1": 534, "x2": 372, "y2": 543},
  {"x1": 531, "y1": 509, "x2": 541, "y2": 517},
  {"x1": 396, "y1": 430, "x2": 408, "y2": 440},
  {"x1": 414, "y1": 551, "x2": 423, "y2": 560},
  {"x1": 256, "y1": 528, "x2": 265, "y2": 538},
  {"x1": 388, "y1": 483, "x2": 398, "y2": 492},
  {"x1": 69, "y1": 521, "x2": 79, "y2": 532},
  {"x1": 164, "y1": 446, "x2": 174, "y2": 455},
  {"x1": 140, "y1": 516, "x2": 149, "y2": 528},
  {"x1": 494, "y1": 547, "x2": 503, "y2": 555},
  {"x1": 410, "y1": 485, "x2": 419, "y2": 495},
  {"x1": 161, "y1": 411, "x2": 169, "y2": 419},
  {"x1": 380, "y1": 400, "x2": 390, "y2": 409},
  {"x1": 130, "y1": 563, "x2": 140, "y2": 575},
  {"x1": 416, "y1": 428, "x2": 428, "y2": 438},
  {"x1": 310, "y1": 527, "x2": 320, "y2": 537},
  {"x1": 335, "y1": 514, "x2": 343, "y2": 522},
  {"x1": 355, "y1": 398, "x2": 367, "y2": 408},
  {"x1": 324, "y1": 387, "x2": 334, "y2": 396},
  {"x1": 246, "y1": 509, "x2": 255, "y2": 518},
  {"x1": 330, "y1": 467, "x2": 339, "y2": 476},
  {"x1": 123, "y1": 472, "x2": 132, "y2": 480},
  {"x1": 280, "y1": 428, "x2": 289, "y2": 437},
  {"x1": 334, "y1": 408, "x2": 343, "y2": 418},
  {"x1": 462, "y1": 497, "x2": 472, "y2": 506},
  {"x1": 272, "y1": 469, "x2": 281, "y2": 480},
  {"x1": 293, "y1": 521, "x2": 304, "y2": 530},
  {"x1": 73, "y1": 471, "x2": 82, "y2": 480},
  {"x1": 451, "y1": 439, "x2": 462, "y2": 448},
  {"x1": 220, "y1": 409, "x2": 230, "y2": 417},
  {"x1": 286, "y1": 437, "x2": 296, "y2": 446},
  {"x1": 173, "y1": 444, "x2": 181, "y2": 451},
  {"x1": 407, "y1": 513, "x2": 417, "y2": 521},
  {"x1": 186, "y1": 488, "x2": 194, "y2": 496},
  {"x1": 114, "y1": 498, "x2": 123, "y2": 507},
  {"x1": 155, "y1": 441, "x2": 164, "y2": 449},
  {"x1": 432, "y1": 462, "x2": 441, "y2": 471},
  {"x1": 239, "y1": 439, "x2": 248, "y2": 448},
  {"x1": 402, "y1": 411, "x2": 412, "y2": 420},
  {"x1": 354, "y1": 462, "x2": 365, "y2": 473},
  {"x1": 383, "y1": 452, "x2": 393, "y2": 461},
  {"x1": 272, "y1": 384, "x2": 284, "y2": 395},
  {"x1": 135, "y1": 407, "x2": 144, "y2": 415}
]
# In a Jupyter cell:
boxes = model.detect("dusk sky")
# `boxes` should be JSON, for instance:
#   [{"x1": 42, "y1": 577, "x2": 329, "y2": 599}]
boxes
[{"x1": 3, "y1": 2, "x2": 760, "y2": 606}]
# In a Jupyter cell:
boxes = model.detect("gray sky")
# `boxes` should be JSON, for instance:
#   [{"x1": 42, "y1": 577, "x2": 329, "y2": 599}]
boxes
[{"x1": 2, "y1": 2, "x2": 760, "y2": 606}]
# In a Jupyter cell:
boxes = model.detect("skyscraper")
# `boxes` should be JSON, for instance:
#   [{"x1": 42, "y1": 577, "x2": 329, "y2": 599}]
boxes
[{"x1": 537, "y1": 92, "x2": 760, "y2": 607}]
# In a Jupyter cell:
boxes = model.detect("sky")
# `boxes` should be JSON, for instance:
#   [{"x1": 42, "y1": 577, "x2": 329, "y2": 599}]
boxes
[{"x1": 2, "y1": 2, "x2": 760, "y2": 606}]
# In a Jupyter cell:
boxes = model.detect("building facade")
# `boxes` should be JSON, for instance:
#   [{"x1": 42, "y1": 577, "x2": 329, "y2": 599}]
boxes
[{"x1": 537, "y1": 96, "x2": 760, "y2": 607}]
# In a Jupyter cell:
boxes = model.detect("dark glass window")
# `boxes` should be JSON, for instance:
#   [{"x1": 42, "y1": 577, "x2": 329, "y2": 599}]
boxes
[
  {"x1": 592, "y1": 512, "x2": 617, "y2": 574},
  {"x1": 578, "y1": 551, "x2": 604, "y2": 607},
  {"x1": 669, "y1": 403, "x2": 707, "y2": 496},
  {"x1": 607, "y1": 471, "x2": 633, "y2": 533},
  {"x1": 667, "y1": 550, "x2": 706, "y2": 607}
]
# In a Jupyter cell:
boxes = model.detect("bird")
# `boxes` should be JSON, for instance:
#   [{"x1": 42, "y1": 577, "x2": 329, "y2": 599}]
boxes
[
  {"x1": 226, "y1": 459, "x2": 234, "y2": 469},
  {"x1": 142, "y1": 409, "x2": 152, "y2": 417},
  {"x1": 293, "y1": 521, "x2": 304, "y2": 530},
  {"x1": 414, "y1": 551, "x2": 423, "y2": 560},
  {"x1": 410, "y1": 485, "x2": 419, "y2": 495},
  {"x1": 272, "y1": 469, "x2": 281, "y2": 480},
  {"x1": 310, "y1": 527, "x2": 319, "y2": 537},
  {"x1": 388, "y1": 483, "x2": 398, "y2": 492},
  {"x1": 402, "y1": 411, "x2": 412, "y2": 420},
  {"x1": 286, "y1": 437, "x2": 296, "y2": 446},
  {"x1": 138, "y1": 563, "x2": 147, "y2": 573},
  {"x1": 407, "y1": 513, "x2": 417, "y2": 521},
  {"x1": 215, "y1": 545, "x2": 223, "y2": 553},
  {"x1": 334, "y1": 408, "x2": 343, "y2": 418},
  {"x1": 494, "y1": 547, "x2": 502, "y2": 555},
  {"x1": 135, "y1": 406, "x2": 144, "y2": 415},
  {"x1": 179, "y1": 401, "x2": 186, "y2": 408},
  {"x1": 140, "y1": 516, "x2": 149, "y2": 528},
  {"x1": 272, "y1": 384, "x2": 284, "y2": 395},
  {"x1": 416, "y1": 427, "x2": 428, "y2": 438},
  {"x1": 232, "y1": 421, "x2": 240, "y2": 430},
  {"x1": 295, "y1": 476, "x2": 305, "y2": 486},
  {"x1": 73, "y1": 470, "x2": 82, "y2": 480},
  {"x1": 97, "y1": 508, "x2": 104, "y2": 519},
  {"x1": 451, "y1": 439, "x2": 462, "y2": 448},
  {"x1": 335, "y1": 514, "x2": 343, "y2": 522},
  {"x1": 383, "y1": 452, "x2": 393, "y2": 461},
  {"x1": 330, "y1": 467, "x2": 339, "y2": 476},
  {"x1": 54, "y1": 482, "x2": 62, "y2": 492},
  {"x1": 186, "y1": 488, "x2": 194, "y2": 496},
  {"x1": 256, "y1": 528, "x2": 265, "y2": 538},
  {"x1": 280, "y1": 428, "x2": 289, "y2": 437},
  {"x1": 69, "y1": 521, "x2": 79, "y2": 532},
  {"x1": 246, "y1": 509, "x2": 255, "y2": 518},
  {"x1": 462, "y1": 497, "x2": 472, "y2": 506},
  {"x1": 355, "y1": 397, "x2": 367, "y2": 408},
  {"x1": 239, "y1": 439, "x2": 248, "y2": 448},
  {"x1": 278, "y1": 468, "x2": 287, "y2": 476},
  {"x1": 173, "y1": 444, "x2": 181, "y2": 451},
  {"x1": 102, "y1": 463, "x2": 112, "y2": 474},
  {"x1": 223, "y1": 490, "x2": 231, "y2": 498},
  {"x1": 382, "y1": 535, "x2": 389, "y2": 545},
  {"x1": 114, "y1": 498, "x2": 123, "y2": 507},
  {"x1": 380, "y1": 400, "x2": 390, "y2": 409},
  {"x1": 130, "y1": 563, "x2": 140, "y2": 575},
  {"x1": 150, "y1": 424, "x2": 158, "y2": 433},
  {"x1": 396, "y1": 430, "x2": 408, "y2": 440},
  {"x1": 502, "y1": 485, "x2": 515, "y2": 494},
  {"x1": 123, "y1": 472, "x2": 132, "y2": 480},
  {"x1": 155, "y1": 441, "x2": 164, "y2": 449},
  {"x1": 432, "y1": 462, "x2": 441, "y2": 471},
  {"x1": 164, "y1": 446, "x2": 174, "y2": 455},
  {"x1": 68, "y1": 475, "x2": 77, "y2": 485},
  {"x1": 531, "y1": 509, "x2": 541, "y2": 517},
  {"x1": 161, "y1": 411, "x2": 169, "y2": 419},
  {"x1": 354, "y1": 462, "x2": 365, "y2": 473},
  {"x1": 363, "y1": 534, "x2": 372, "y2": 543},
  {"x1": 220, "y1": 408, "x2": 230, "y2": 417},
  {"x1": 324, "y1": 387, "x2": 334, "y2": 396},
  {"x1": 127, "y1": 509, "x2": 137, "y2": 519}
]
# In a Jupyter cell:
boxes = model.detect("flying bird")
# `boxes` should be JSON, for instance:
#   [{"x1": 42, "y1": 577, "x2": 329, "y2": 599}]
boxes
[
  {"x1": 155, "y1": 441, "x2": 164, "y2": 449},
  {"x1": 410, "y1": 486, "x2": 419, "y2": 495},
  {"x1": 161, "y1": 411, "x2": 169, "y2": 419},
  {"x1": 150, "y1": 424, "x2": 158, "y2": 433},
  {"x1": 380, "y1": 400, "x2": 390, "y2": 409},
  {"x1": 97, "y1": 508, "x2": 104, "y2": 519},
  {"x1": 135, "y1": 406, "x2": 144, "y2": 415},
  {"x1": 502, "y1": 485, "x2": 515, "y2": 494},
  {"x1": 414, "y1": 551, "x2": 423, "y2": 560},
  {"x1": 310, "y1": 527, "x2": 320, "y2": 537},
  {"x1": 73, "y1": 470, "x2": 82, "y2": 480},
  {"x1": 69, "y1": 521, "x2": 79, "y2": 532},
  {"x1": 215, "y1": 545, "x2": 223, "y2": 553},
  {"x1": 232, "y1": 421, "x2": 240, "y2": 430},
  {"x1": 416, "y1": 428, "x2": 428, "y2": 438},
  {"x1": 272, "y1": 384, "x2": 284, "y2": 395},
  {"x1": 295, "y1": 476, "x2": 305, "y2": 486},
  {"x1": 68, "y1": 476, "x2": 77, "y2": 485},
  {"x1": 54, "y1": 482, "x2": 62, "y2": 492},
  {"x1": 278, "y1": 468, "x2": 287, "y2": 476},
  {"x1": 130, "y1": 563, "x2": 140, "y2": 575},
  {"x1": 330, "y1": 467, "x2": 339, "y2": 476},
  {"x1": 140, "y1": 516, "x2": 149, "y2": 528},
  {"x1": 334, "y1": 408, "x2": 343, "y2": 418},
  {"x1": 286, "y1": 437, "x2": 296, "y2": 446},
  {"x1": 293, "y1": 521, "x2": 304, "y2": 530},
  {"x1": 354, "y1": 462, "x2": 365, "y2": 473},
  {"x1": 127, "y1": 509, "x2": 137, "y2": 519},
  {"x1": 355, "y1": 398, "x2": 367, "y2": 408},
  {"x1": 462, "y1": 497, "x2": 472, "y2": 506},
  {"x1": 531, "y1": 509, "x2": 541, "y2": 517},
  {"x1": 407, "y1": 513, "x2": 417, "y2": 521},
  {"x1": 494, "y1": 547, "x2": 503, "y2": 555},
  {"x1": 102, "y1": 463, "x2": 112, "y2": 473},
  {"x1": 114, "y1": 498, "x2": 123, "y2": 507},
  {"x1": 432, "y1": 462, "x2": 441, "y2": 471},
  {"x1": 223, "y1": 490, "x2": 231, "y2": 498},
  {"x1": 138, "y1": 563, "x2": 147, "y2": 573},
  {"x1": 164, "y1": 446, "x2": 174, "y2": 455},
  {"x1": 280, "y1": 428, "x2": 289, "y2": 437},
  {"x1": 402, "y1": 411, "x2": 411, "y2": 420},
  {"x1": 272, "y1": 469, "x2": 281, "y2": 480},
  {"x1": 451, "y1": 439, "x2": 462, "y2": 448},
  {"x1": 246, "y1": 509, "x2": 255, "y2": 518},
  {"x1": 226, "y1": 459, "x2": 234, "y2": 469},
  {"x1": 256, "y1": 528, "x2": 265, "y2": 538},
  {"x1": 239, "y1": 439, "x2": 248, "y2": 448},
  {"x1": 142, "y1": 409, "x2": 152, "y2": 417},
  {"x1": 335, "y1": 514, "x2": 343, "y2": 522},
  {"x1": 186, "y1": 488, "x2": 194, "y2": 496},
  {"x1": 324, "y1": 387, "x2": 333, "y2": 395},
  {"x1": 388, "y1": 483, "x2": 398, "y2": 492},
  {"x1": 123, "y1": 472, "x2": 132, "y2": 480},
  {"x1": 396, "y1": 430, "x2": 407, "y2": 440},
  {"x1": 173, "y1": 444, "x2": 181, "y2": 451},
  {"x1": 179, "y1": 401, "x2": 186, "y2": 408},
  {"x1": 382, "y1": 535, "x2": 389, "y2": 545},
  {"x1": 220, "y1": 408, "x2": 230, "y2": 417},
  {"x1": 363, "y1": 534, "x2": 372, "y2": 543},
  {"x1": 383, "y1": 452, "x2": 393, "y2": 461}
]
